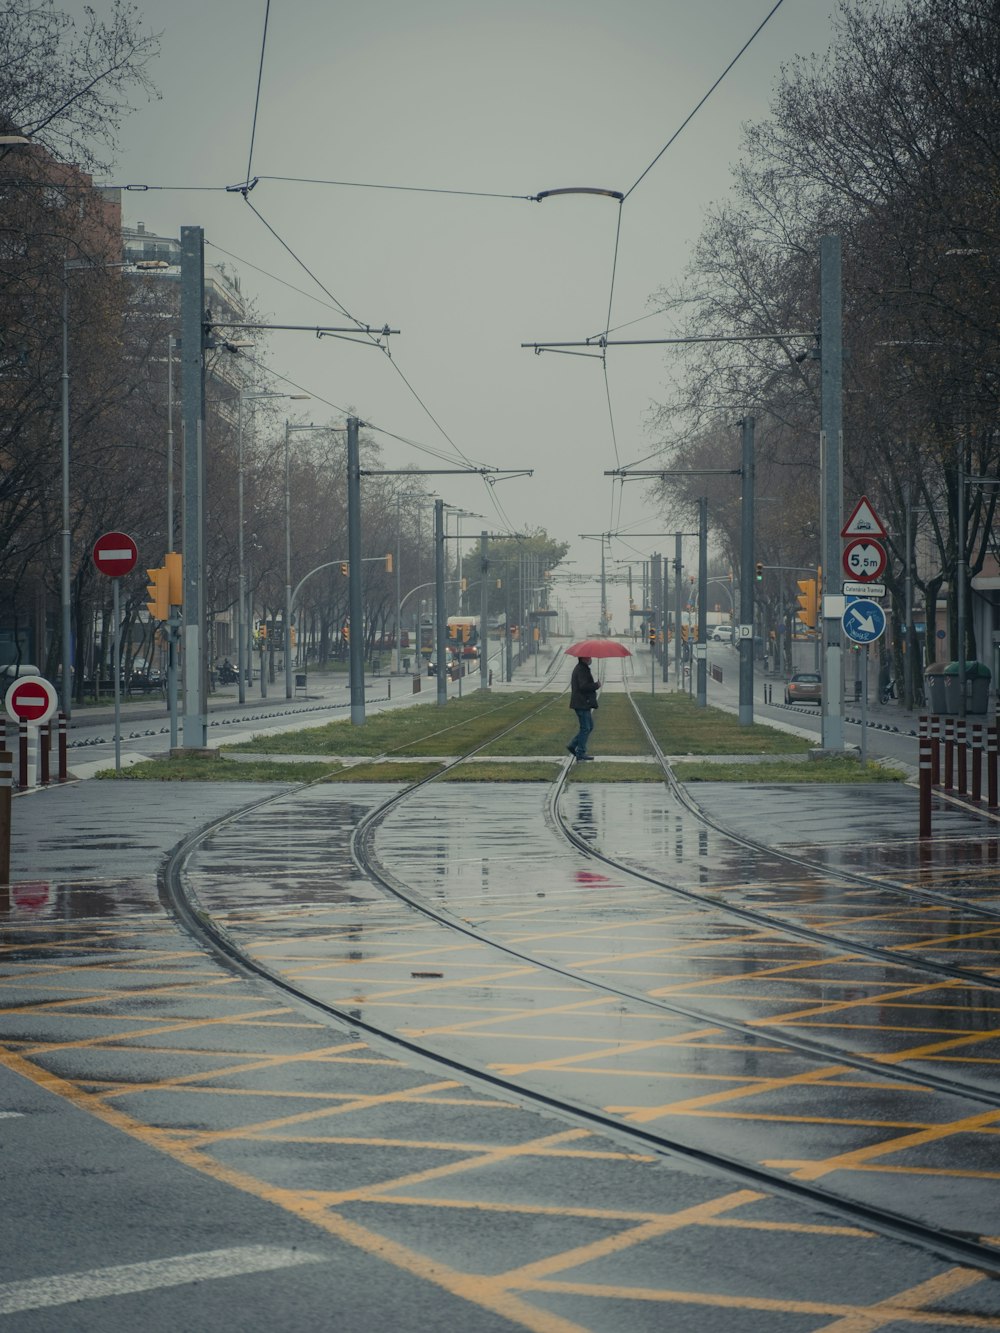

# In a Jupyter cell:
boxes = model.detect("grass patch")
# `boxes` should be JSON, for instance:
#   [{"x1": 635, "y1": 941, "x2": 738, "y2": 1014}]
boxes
[
  {"x1": 480, "y1": 695, "x2": 651, "y2": 756},
  {"x1": 94, "y1": 756, "x2": 339, "y2": 782},
  {"x1": 672, "y1": 756, "x2": 906, "y2": 782},
  {"x1": 633, "y1": 693, "x2": 812, "y2": 755},
  {"x1": 441, "y1": 761, "x2": 561, "y2": 782},
  {"x1": 223, "y1": 690, "x2": 565, "y2": 758},
  {"x1": 567, "y1": 761, "x2": 664, "y2": 782},
  {"x1": 322, "y1": 761, "x2": 443, "y2": 783}
]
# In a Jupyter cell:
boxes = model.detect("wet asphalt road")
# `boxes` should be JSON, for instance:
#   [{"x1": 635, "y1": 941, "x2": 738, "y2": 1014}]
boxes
[{"x1": 4, "y1": 653, "x2": 1000, "y2": 1330}]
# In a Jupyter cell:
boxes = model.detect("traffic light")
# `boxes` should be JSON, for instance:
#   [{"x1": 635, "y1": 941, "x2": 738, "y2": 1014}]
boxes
[
  {"x1": 796, "y1": 578, "x2": 818, "y2": 629},
  {"x1": 384, "y1": 553, "x2": 393, "y2": 573},
  {"x1": 342, "y1": 623, "x2": 350, "y2": 642},
  {"x1": 164, "y1": 551, "x2": 182, "y2": 607},
  {"x1": 680, "y1": 623, "x2": 689, "y2": 641},
  {"x1": 145, "y1": 566, "x2": 169, "y2": 620},
  {"x1": 460, "y1": 577, "x2": 468, "y2": 591},
  {"x1": 755, "y1": 561, "x2": 763, "y2": 582},
  {"x1": 648, "y1": 625, "x2": 657, "y2": 644},
  {"x1": 340, "y1": 562, "x2": 348, "y2": 576}
]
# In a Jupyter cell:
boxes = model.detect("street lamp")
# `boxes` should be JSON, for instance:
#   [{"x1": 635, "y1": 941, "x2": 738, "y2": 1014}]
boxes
[
  {"x1": 236, "y1": 392, "x2": 308, "y2": 703},
  {"x1": 60, "y1": 256, "x2": 167, "y2": 716}
]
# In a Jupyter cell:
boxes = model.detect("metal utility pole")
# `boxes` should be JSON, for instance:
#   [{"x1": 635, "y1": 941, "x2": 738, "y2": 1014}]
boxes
[
  {"x1": 739, "y1": 415, "x2": 755, "y2": 725},
  {"x1": 697, "y1": 498, "x2": 708, "y2": 707},
  {"x1": 651, "y1": 552, "x2": 662, "y2": 686},
  {"x1": 347, "y1": 416, "x2": 365, "y2": 725},
  {"x1": 435, "y1": 500, "x2": 447, "y2": 706},
  {"x1": 675, "y1": 535, "x2": 683, "y2": 685},
  {"x1": 820, "y1": 235, "x2": 844, "y2": 751},
  {"x1": 661, "y1": 550, "x2": 669, "y2": 683},
  {"x1": 600, "y1": 539, "x2": 608, "y2": 635},
  {"x1": 479, "y1": 531, "x2": 490, "y2": 691},
  {"x1": 957, "y1": 459, "x2": 967, "y2": 718},
  {"x1": 180, "y1": 225, "x2": 207, "y2": 749}
]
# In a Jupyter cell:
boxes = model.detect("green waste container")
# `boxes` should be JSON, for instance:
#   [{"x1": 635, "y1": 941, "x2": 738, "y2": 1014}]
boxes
[
  {"x1": 942, "y1": 660, "x2": 992, "y2": 714},
  {"x1": 924, "y1": 661, "x2": 950, "y2": 713}
]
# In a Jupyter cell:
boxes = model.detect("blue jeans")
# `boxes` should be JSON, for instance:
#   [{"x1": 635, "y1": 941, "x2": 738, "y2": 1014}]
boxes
[{"x1": 571, "y1": 708, "x2": 594, "y2": 755}]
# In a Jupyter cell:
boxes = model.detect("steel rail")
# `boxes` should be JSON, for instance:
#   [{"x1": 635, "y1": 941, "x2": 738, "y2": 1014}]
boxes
[{"x1": 161, "y1": 794, "x2": 1000, "y2": 1283}]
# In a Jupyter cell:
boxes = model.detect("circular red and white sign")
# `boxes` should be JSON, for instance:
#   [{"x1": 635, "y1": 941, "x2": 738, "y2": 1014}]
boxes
[
  {"x1": 92, "y1": 530, "x2": 138, "y2": 578},
  {"x1": 5, "y1": 676, "x2": 58, "y2": 725},
  {"x1": 842, "y1": 537, "x2": 886, "y2": 582}
]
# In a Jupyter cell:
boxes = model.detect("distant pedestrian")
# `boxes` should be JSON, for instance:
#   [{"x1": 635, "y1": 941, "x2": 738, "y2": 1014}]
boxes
[{"x1": 568, "y1": 655, "x2": 601, "y2": 761}]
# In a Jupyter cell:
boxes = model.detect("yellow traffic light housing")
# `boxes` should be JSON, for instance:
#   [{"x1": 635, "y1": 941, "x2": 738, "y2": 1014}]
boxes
[
  {"x1": 145, "y1": 566, "x2": 169, "y2": 620},
  {"x1": 340, "y1": 562, "x2": 349, "y2": 577},
  {"x1": 755, "y1": 561, "x2": 764, "y2": 582},
  {"x1": 796, "y1": 578, "x2": 818, "y2": 629},
  {"x1": 384, "y1": 553, "x2": 393, "y2": 573},
  {"x1": 164, "y1": 551, "x2": 182, "y2": 607}
]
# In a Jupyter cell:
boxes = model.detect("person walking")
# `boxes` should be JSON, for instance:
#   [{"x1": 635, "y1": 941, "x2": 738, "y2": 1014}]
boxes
[{"x1": 568, "y1": 655, "x2": 601, "y2": 760}]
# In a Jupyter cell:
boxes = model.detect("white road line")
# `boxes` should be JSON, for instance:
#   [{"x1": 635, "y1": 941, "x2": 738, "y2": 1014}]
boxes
[
  {"x1": 0, "y1": 1113, "x2": 24, "y2": 1119},
  {"x1": 0, "y1": 1246, "x2": 325, "y2": 1316}
]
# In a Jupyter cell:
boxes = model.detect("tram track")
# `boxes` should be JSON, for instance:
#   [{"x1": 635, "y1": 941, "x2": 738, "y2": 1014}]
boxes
[
  {"x1": 161, "y1": 655, "x2": 1000, "y2": 1281},
  {"x1": 164, "y1": 802, "x2": 1000, "y2": 1282}
]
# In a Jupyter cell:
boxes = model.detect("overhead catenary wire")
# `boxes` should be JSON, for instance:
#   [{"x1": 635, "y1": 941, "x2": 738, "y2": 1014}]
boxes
[
  {"x1": 570, "y1": 1, "x2": 789, "y2": 534},
  {"x1": 623, "y1": 0, "x2": 788, "y2": 202},
  {"x1": 242, "y1": 0, "x2": 272, "y2": 197}
]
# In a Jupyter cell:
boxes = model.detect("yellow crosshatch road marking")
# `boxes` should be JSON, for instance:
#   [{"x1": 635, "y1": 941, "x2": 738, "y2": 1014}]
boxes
[
  {"x1": 649, "y1": 953, "x2": 867, "y2": 996},
  {"x1": 787, "y1": 1105, "x2": 1000, "y2": 1182},
  {"x1": 184, "y1": 1079, "x2": 463, "y2": 1147},
  {"x1": 491, "y1": 1028, "x2": 725, "y2": 1077},
  {"x1": 402, "y1": 992, "x2": 640, "y2": 1039},
  {"x1": 771, "y1": 1160, "x2": 1000, "y2": 1182},
  {"x1": 500, "y1": 1190, "x2": 764, "y2": 1284},
  {"x1": 314, "y1": 1128, "x2": 595, "y2": 1206},
  {"x1": 809, "y1": 1267, "x2": 989, "y2": 1331},
  {"x1": 18, "y1": 1006, "x2": 296, "y2": 1055},
  {"x1": 752, "y1": 977, "x2": 967, "y2": 1026},
  {"x1": 614, "y1": 1063, "x2": 850, "y2": 1125},
  {"x1": 514, "y1": 1278, "x2": 999, "y2": 1327}
]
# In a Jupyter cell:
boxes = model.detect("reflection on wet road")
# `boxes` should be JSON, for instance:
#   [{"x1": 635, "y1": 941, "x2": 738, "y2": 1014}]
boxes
[{"x1": 185, "y1": 778, "x2": 1000, "y2": 1244}]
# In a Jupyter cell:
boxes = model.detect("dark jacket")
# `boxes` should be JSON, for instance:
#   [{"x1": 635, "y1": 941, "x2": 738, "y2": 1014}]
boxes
[{"x1": 570, "y1": 660, "x2": 600, "y2": 710}]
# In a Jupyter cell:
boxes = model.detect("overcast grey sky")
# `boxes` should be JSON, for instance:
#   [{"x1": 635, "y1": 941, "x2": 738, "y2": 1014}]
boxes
[{"x1": 79, "y1": 0, "x2": 846, "y2": 630}]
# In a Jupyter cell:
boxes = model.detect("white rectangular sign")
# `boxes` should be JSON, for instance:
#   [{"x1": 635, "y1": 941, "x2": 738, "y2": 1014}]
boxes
[{"x1": 843, "y1": 581, "x2": 885, "y2": 598}]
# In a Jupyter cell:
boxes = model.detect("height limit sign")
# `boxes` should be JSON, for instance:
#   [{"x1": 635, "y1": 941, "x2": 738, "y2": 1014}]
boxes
[{"x1": 842, "y1": 537, "x2": 886, "y2": 583}]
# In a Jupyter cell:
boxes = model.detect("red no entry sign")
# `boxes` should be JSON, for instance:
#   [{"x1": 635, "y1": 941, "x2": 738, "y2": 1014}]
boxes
[
  {"x1": 92, "y1": 531, "x2": 138, "y2": 578},
  {"x1": 5, "y1": 675, "x2": 58, "y2": 725}
]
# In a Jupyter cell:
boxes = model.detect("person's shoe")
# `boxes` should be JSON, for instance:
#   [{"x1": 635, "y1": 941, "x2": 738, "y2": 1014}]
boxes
[
  {"x1": 566, "y1": 745, "x2": 579, "y2": 758},
  {"x1": 576, "y1": 754, "x2": 595, "y2": 761}
]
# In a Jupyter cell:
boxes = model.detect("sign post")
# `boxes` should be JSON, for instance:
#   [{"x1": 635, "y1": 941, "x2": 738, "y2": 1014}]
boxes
[
  {"x1": 5, "y1": 676, "x2": 58, "y2": 787},
  {"x1": 92, "y1": 532, "x2": 138, "y2": 772}
]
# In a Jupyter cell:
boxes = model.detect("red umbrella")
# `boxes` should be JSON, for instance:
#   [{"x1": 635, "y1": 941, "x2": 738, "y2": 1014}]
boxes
[{"x1": 565, "y1": 638, "x2": 632, "y2": 658}]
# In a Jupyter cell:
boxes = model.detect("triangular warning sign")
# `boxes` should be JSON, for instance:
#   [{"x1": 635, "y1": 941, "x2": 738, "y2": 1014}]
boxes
[{"x1": 841, "y1": 495, "x2": 887, "y2": 539}]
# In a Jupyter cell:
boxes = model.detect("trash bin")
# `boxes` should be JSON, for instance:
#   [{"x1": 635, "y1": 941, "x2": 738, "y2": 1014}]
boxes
[
  {"x1": 942, "y1": 660, "x2": 992, "y2": 714},
  {"x1": 970, "y1": 662, "x2": 992, "y2": 713},
  {"x1": 924, "y1": 661, "x2": 950, "y2": 713}
]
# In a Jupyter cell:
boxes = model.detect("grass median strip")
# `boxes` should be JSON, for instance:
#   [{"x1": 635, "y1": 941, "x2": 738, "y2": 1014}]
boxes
[
  {"x1": 672, "y1": 756, "x2": 906, "y2": 782},
  {"x1": 93, "y1": 688, "x2": 900, "y2": 785}
]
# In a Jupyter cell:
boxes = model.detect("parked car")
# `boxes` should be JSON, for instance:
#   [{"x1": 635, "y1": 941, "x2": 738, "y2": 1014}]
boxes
[
  {"x1": 708, "y1": 625, "x2": 734, "y2": 642},
  {"x1": 785, "y1": 671, "x2": 822, "y2": 704}
]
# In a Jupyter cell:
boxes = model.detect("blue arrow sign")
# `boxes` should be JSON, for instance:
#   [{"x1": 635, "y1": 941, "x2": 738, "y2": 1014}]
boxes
[{"x1": 842, "y1": 598, "x2": 886, "y2": 644}]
